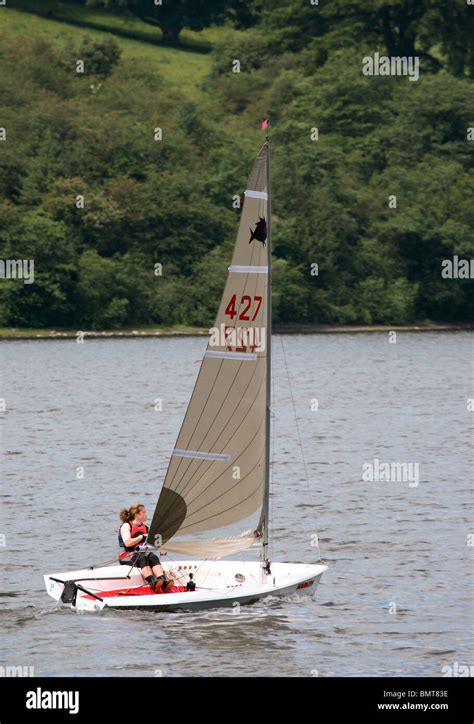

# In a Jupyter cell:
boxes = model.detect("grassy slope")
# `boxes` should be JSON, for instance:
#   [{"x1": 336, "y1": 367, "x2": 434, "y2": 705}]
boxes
[
  {"x1": 2, "y1": 3, "x2": 214, "y2": 100},
  {"x1": 2, "y1": 4, "x2": 262, "y2": 153}
]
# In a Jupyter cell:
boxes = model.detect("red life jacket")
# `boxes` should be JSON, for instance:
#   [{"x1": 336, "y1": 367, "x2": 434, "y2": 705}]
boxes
[{"x1": 118, "y1": 520, "x2": 148, "y2": 560}]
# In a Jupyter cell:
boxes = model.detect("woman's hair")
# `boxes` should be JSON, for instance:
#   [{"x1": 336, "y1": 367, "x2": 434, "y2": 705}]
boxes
[{"x1": 119, "y1": 503, "x2": 145, "y2": 523}]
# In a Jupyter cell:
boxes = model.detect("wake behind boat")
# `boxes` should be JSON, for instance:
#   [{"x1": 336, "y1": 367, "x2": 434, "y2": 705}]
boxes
[{"x1": 44, "y1": 137, "x2": 328, "y2": 612}]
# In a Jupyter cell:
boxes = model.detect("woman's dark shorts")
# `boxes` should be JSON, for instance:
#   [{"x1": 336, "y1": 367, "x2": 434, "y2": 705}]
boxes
[{"x1": 119, "y1": 551, "x2": 160, "y2": 568}]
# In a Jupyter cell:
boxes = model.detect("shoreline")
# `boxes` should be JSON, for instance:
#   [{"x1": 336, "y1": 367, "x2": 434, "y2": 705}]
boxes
[{"x1": 0, "y1": 322, "x2": 472, "y2": 340}]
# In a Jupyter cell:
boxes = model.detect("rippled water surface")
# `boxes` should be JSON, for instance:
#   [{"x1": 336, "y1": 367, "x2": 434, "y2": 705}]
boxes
[{"x1": 1, "y1": 332, "x2": 472, "y2": 676}]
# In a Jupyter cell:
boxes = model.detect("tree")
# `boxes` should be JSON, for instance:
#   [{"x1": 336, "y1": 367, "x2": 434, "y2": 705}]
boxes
[
  {"x1": 259, "y1": 0, "x2": 474, "y2": 75},
  {"x1": 0, "y1": 211, "x2": 77, "y2": 327},
  {"x1": 86, "y1": 0, "x2": 227, "y2": 44},
  {"x1": 74, "y1": 36, "x2": 121, "y2": 79},
  {"x1": 1, "y1": 3, "x2": 472, "y2": 330},
  {"x1": 74, "y1": 249, "x2": 128, "y2": 328}
]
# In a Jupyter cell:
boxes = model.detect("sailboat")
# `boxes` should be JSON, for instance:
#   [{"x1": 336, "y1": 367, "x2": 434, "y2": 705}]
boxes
[{"x1": 44, "y1": 139, "x2": 328, "y2": 612}]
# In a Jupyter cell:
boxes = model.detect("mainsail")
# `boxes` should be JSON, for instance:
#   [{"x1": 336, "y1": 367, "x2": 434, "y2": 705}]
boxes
[{"x1": 148, "y1": 142, "x2": 271, "y2": 558}]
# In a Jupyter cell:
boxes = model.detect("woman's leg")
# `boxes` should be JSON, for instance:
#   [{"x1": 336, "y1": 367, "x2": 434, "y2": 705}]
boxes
[
  {"x1": 146, "y1": 552, "x2": 164, "y2": 578},
  {"x1": 133, "y1": 552, "x2": 172, "y2": 591},
  {"x1": 130, "y1": 553, "x2": 153, "y2": 579},
  {"x1": 145, "y1": 552, "x2": 174, "y2": 585}
]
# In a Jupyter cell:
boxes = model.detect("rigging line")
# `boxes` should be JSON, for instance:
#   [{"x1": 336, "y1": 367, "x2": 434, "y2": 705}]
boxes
[
  {"x1": 279, "y1": 335, "x2": 322, "y2": 562},
  {"x1": 88, "y1": 557, "x2": 120, "y2": 570}
]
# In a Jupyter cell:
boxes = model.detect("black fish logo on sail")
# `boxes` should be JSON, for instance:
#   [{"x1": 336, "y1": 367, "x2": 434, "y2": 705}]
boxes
[{"x1": 249, "y1": 217, "x2": 267, "y2": 246}]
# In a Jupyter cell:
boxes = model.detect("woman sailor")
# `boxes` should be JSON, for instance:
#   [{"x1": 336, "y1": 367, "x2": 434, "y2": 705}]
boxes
[{"x1": 118, "y1": 503, "x2": 174, "y2": 592}]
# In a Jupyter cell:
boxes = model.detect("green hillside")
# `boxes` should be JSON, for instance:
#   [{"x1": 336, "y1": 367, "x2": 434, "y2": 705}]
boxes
[{"x1": 0, "y1": 0, "x2": 473, "y2": 329}]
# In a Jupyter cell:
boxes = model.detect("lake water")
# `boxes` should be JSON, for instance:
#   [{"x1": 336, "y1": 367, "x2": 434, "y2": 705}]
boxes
[{"x1": 1, "y1": 332, "x2": 472, "y2": 677}]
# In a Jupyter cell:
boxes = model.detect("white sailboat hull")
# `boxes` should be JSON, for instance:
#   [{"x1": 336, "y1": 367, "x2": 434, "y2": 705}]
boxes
[{"x1": 44, "y1": 560, "x2": 328, "y2": 612}]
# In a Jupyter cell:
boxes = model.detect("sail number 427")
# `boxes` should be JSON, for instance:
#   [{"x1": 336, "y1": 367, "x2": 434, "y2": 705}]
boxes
[{"x1": 225, "y1": 294, "x2": 263, "y2": 321}]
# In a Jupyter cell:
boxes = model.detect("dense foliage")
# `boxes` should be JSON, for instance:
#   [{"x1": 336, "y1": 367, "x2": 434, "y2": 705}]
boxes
[{"x1": 0, "y1": 0, "x2": 473, "y2": 328}]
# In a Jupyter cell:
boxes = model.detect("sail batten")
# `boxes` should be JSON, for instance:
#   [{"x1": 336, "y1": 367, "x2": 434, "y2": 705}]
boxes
[
  {"x1": 149, "y1": 143, "x2": 270, "y2": 550},
  {"x1": 245, "y1": 190, "x2": 268, "y2": 199},
  {"x1": 228, "y1": 265, "x2": 268, "y2": 273},
  {"x1": 204, "y1": 350, "x2": 257, "y2": 360},
  {"x1": 173, "y1": 449, "x2": 232, "y2": 461}
]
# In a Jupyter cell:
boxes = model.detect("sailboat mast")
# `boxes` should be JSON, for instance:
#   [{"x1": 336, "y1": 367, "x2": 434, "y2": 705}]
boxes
[{"x1": 262, "y1": 136, "x2": 272, "y2": 568}]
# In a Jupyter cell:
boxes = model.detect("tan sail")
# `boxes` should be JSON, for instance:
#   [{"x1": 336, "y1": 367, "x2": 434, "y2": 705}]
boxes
[
  {"x1": 161, "y1": 530, "x2": 258, "y2": 559},
  {"x1": 149, "y1": 143, "x2": 269, "y2": 552}
]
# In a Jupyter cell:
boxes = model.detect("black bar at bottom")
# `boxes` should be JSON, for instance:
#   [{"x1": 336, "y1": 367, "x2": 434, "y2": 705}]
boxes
[{"x1": 0, "y1": 676, "x2": 471, "y2": 722}]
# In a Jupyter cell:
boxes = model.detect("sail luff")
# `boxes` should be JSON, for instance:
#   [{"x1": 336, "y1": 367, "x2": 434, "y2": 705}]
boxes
[{"x1": 262, "y1": 138, "x2": 272, "y2": 563}]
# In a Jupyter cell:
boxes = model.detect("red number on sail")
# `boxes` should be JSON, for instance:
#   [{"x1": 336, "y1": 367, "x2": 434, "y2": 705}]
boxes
[
  {"x1": 239, "y1": 296, "x2": 252, "y2": 321},
  {"x1": 225, "y1": 295, "x2": 264, "y2": 321},
  {"x1": 252, "y1": 295, "x2": 263, "y2": 321},
  {"x1": 225, "y1": 294, "x2": 238, "y2": 320}
]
